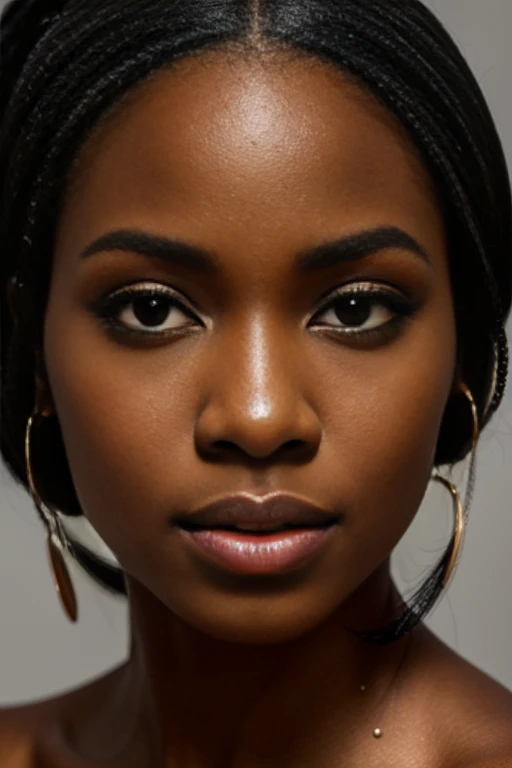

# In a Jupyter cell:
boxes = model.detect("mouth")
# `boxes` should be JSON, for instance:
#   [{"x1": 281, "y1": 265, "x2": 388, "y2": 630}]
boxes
[
  {"x1": 180, "y1": 521, "x2": 334, "y2": 533},
  {"x1": 176, "y1": 492, "x2": 341, "y2": 575}
]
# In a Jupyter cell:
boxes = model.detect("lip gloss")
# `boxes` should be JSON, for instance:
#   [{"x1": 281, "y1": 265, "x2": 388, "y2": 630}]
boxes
[{"x1": 180, "y1": 525, "x2": 336, "y2": 575}]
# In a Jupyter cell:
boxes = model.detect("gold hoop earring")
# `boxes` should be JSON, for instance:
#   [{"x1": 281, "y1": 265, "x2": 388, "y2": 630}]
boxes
[
  {"x1": 430, "y1": 473, "x2": 464, "y2": 588},
  {"x1": 432, "y1": 383, "x2": 479, "y2": 588},
  {"x1": 25, "y1": 411, "x2": 78, "y2": 623}
]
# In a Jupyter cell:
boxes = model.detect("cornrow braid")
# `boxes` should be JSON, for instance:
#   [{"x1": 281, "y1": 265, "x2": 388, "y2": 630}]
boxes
[
  {"x1": 1, "y1": 0, "x2": 511, "y2": 643},
  {"x1": 0, "y1": 0, "x2": 69, "y2": 109}
]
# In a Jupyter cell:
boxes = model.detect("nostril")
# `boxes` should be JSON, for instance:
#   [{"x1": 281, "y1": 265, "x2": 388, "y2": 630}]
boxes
[{"x1": 287, "y1": 439, "x2": 305, "y2": 450}]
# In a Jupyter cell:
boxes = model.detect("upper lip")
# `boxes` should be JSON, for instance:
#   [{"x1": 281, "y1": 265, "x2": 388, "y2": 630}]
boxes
[{"x1": 177, "y1": 492, "x2": 340, "y2": 531}]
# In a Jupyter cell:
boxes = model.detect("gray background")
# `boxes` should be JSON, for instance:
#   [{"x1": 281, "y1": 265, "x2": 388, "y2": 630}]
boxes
[{"x1": 1, "y1": 0, "x2": 511, "y2": 705}]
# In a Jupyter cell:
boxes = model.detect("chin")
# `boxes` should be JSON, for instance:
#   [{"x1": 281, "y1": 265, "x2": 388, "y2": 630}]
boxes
[{"x1": 153, "y1": 580, "x2": 347, "y2": 646}]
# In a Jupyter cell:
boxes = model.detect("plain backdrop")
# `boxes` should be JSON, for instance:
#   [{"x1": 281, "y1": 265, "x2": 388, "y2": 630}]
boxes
[{"x1": 1, "y1": 0, "x2": 511, "y2": 704}]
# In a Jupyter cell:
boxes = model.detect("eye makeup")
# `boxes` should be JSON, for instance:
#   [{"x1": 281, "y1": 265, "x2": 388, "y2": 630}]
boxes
[{"x1": 88, "y1": 279, "x2": 420, "y2": 344}]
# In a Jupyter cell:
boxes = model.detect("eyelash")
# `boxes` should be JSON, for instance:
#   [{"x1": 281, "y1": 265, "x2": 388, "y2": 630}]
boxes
[
  {"x1": 312, "y1": 283, "x2": 417, "y2": 342},
  {"x1": 91, "y1": 281, "x2": 418, "y2": 343}
]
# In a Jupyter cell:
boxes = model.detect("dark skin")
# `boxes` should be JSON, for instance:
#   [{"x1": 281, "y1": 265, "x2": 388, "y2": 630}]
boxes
[{"x1": 1, "y1": 49, "x2": 512, "y2": 768}]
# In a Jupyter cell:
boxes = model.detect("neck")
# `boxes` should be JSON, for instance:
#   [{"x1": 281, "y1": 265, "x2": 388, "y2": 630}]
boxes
[
  {"x1": 64, "y1": 563, "x2": 412, "y2": 767},
  {"x1": 126, "y1": 563, "x2": 407, "y2": 766}
]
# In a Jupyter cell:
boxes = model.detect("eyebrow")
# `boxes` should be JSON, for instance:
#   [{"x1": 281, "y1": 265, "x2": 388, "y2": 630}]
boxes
[
  {"x1": 78, "y1": 225, "x2": 431, "y2": 273},
  {"x1": 296, "y1": 225, "x2": 431, "y2": 271}
]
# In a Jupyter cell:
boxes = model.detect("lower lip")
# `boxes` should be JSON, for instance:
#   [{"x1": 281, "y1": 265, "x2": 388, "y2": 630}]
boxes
[{"x1": 180, "y1": 525, "x2": 336, "y2": 575}]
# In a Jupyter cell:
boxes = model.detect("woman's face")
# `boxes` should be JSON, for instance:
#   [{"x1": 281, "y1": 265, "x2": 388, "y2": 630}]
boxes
[{"x1": 44, "y1": 50, "x2": 456, "y2": 643}]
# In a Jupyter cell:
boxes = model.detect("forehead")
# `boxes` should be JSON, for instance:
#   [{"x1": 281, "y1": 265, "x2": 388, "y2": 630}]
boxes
[{"x1": 57, "y1": 48, "x2": 443, "y2": 265}]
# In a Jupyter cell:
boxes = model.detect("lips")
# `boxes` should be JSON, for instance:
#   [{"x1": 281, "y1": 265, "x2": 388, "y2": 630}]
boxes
[
  {"x1": 175, "y1": 492, "x2": 341, "y2": 575},
  {"x1": 176, "y1": 492, "x2": 340, "y2": 532}
]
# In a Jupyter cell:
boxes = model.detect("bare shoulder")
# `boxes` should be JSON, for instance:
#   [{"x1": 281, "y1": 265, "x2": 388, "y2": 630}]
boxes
[
  {"x1": 411, "y1": 626, "x2": 512, "y2": 767},
  {"x1": 0, "y1": 662, "x2": 128, "y2": 768},
  {"x1": 0, "y1": 705, "x2": 34, "y2": 767},
  {"x1": 0, "y1": 698, "x2": 58, "y2": 768}
]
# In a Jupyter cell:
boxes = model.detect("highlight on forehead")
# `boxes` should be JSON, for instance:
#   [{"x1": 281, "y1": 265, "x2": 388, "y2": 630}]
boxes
[{"x1": 61, "y1": 43, "x2": 436, "y2": 226}]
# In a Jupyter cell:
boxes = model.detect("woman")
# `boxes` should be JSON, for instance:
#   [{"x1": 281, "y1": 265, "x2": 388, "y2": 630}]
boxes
[{"x1": 0, "y1": 0, "x2": 511, "y2": 764}]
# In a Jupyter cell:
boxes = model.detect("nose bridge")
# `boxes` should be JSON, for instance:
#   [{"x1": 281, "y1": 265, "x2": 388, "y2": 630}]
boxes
[
  {"x1": 237, "y1": 315, "x2": 282, "y2": 421},
  {"x1": 194, "y1": 314, "x2": 322, "y2": 459}
]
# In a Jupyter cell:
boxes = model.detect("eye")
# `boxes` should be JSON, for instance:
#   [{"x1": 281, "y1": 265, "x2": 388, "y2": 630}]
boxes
[
  {"x1": 92, "y1": 283, "x2": 203, "y2": 337},
  {"x1": 309, "y1": 282, "x2": 417, "y2": 339}
]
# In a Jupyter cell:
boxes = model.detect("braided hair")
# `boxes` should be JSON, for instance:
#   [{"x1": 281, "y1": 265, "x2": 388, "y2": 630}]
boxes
[{"x1": 1, "y1": 0, "x2": 511, "y2": 644}]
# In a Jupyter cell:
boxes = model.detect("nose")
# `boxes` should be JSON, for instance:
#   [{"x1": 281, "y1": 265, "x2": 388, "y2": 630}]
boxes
[{"x1": 194, "y1": 319, "x2": 322, "y2": 463}]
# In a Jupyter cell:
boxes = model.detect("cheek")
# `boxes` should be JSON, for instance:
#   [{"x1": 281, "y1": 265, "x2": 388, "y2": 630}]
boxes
[
  {"x1": 319, "y1": 316, "x2": 456, "y2": 579},
  {"x1": 43, "y1": 301, "x2": 205, "y2": 556}
]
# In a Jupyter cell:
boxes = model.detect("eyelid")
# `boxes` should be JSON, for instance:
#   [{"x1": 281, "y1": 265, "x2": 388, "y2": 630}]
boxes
[
  {"x1": 107, "y1": 281, "x2": 191, "y2": 305},
  {"x1": 312, "y1": 281, "x2": 407, "y2": 314}
]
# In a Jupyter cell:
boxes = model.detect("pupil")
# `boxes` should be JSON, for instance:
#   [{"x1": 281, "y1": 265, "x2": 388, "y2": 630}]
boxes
[
  {"x1": 133, "y1": 296, "x2": 170, "y2": 327},
  {"x1": 334, "y1": 296, "x2": 370, "y2": 327}
]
